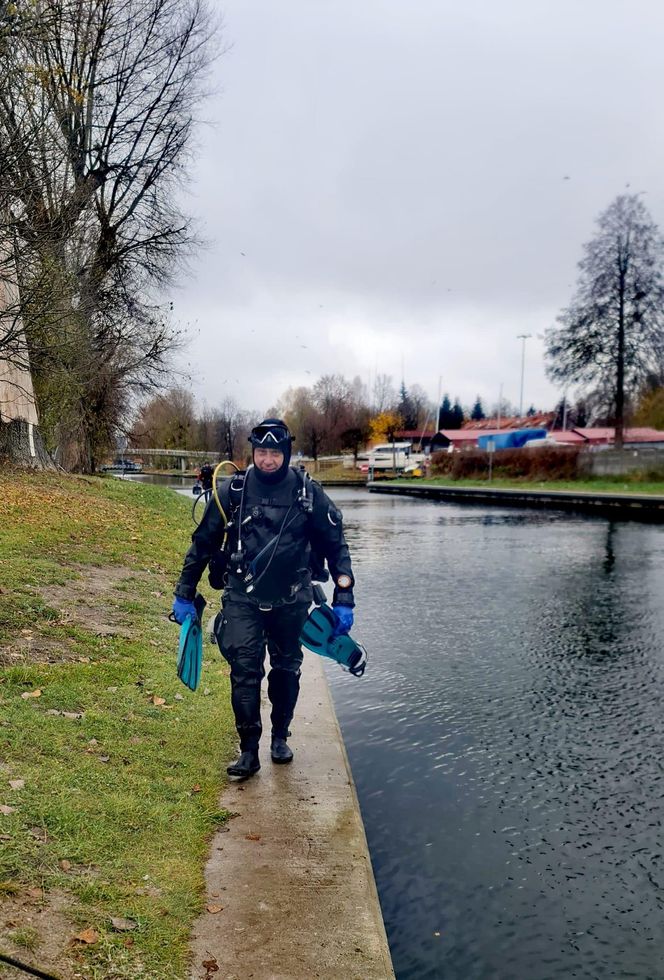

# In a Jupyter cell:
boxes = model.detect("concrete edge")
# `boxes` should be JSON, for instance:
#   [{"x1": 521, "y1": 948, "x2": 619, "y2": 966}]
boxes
[
  {"x1": 367, "y1": 481, "x2": 664, "y2": 520},
  {"x1": 188, "y1": 654, "x2": 396, "y2": 980}
]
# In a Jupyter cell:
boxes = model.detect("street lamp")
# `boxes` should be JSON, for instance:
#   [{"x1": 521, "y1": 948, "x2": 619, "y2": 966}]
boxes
[{"x1": 517, "y1": 333, "x2": 531, "y2": 419}]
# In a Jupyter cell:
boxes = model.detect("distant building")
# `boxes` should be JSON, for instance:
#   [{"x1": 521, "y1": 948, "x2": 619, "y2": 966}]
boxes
[
  {"x1": 393, "y1": 429, "x2": 437, "y2": 451},
  {"x1": 0, "y1": 248, "x2": 39, "y2": 429},
  {"x1": 461, "y1": 412, "x2": 556, "y2": 431},
  {"x1": 431, "y1": 425, "x2": 664, "y2": 452}
]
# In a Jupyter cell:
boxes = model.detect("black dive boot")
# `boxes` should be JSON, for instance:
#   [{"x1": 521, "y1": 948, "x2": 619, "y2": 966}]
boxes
[
  {"x1": 226, "y1": 748, "x2": 260, "y2": 780},
  {"x1": 270, "y1": 736, "x2": 293, "y2": 764}
]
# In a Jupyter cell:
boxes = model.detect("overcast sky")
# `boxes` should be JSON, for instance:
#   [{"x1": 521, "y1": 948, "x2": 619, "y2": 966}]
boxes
[{"x1": 173, "y1": 0, "x2": 664, "y2": 418}]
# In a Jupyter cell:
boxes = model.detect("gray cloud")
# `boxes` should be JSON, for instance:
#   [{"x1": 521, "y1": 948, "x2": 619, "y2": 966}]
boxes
[{"x1": 173, "y1": 0, "x2": 664, "y2": 414}]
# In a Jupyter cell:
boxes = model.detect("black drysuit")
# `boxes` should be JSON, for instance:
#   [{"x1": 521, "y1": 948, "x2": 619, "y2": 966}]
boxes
[{"x1": 175, "y1": 467, "x2": 355, "y2": 749}]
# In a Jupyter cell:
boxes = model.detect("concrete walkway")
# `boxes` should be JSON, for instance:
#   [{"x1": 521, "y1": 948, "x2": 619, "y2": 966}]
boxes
[{"x1": 188, "y1": 655, "x2": 395, "y2": 980}]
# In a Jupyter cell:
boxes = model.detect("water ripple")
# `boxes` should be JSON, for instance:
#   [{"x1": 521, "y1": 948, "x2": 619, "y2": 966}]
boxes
[{"x1": 326, "y1": 490, "x2": 664, "y2": 980}]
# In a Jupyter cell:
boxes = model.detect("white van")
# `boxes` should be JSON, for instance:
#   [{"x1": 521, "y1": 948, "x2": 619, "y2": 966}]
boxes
[{"x1": 367, "y1": 442, "x2": 424, "y2": 472}]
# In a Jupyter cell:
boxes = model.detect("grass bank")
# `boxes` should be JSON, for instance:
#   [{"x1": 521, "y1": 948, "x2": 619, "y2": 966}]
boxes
[
  {"x1": 393, "y1": 476, "x2": 664, "y2": 495},
  {"x1": 0, "y1": 468, "x2": 235, "y2": 980}
]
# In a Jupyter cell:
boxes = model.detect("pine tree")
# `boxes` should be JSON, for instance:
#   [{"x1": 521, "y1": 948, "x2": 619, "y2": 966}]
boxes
[
  {"x1": 451, "y1": 398, "x2": 465, "y2": 429},
  {"x1": 470, "y1": 396, "x2": 485, "y2": 421},
  {"x1": 438, "y1": 394, "x2": 454, "y2": 428}
]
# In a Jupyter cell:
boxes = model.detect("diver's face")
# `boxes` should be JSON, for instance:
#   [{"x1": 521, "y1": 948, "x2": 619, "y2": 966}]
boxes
[{"x1": 254, "y1": 448, "x2": 284, "y2": 473}]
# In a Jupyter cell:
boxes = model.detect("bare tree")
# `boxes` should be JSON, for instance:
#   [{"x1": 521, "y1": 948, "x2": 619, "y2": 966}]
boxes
[
  {"x1": 129, "y1": 387, "x2": 196, "y2": 449},
  {"x1": 372, "y1": 372, "x2": 396, "y2": 414},
  {"x1": 0, "y1": 0, "x2": 217, "y2": 470},
  {"x1": 546, "y1": 194, "x2": 664, "y2": 448},
  {"x1": 215, "y1": 396, "x2": 254, "y2": 462}
]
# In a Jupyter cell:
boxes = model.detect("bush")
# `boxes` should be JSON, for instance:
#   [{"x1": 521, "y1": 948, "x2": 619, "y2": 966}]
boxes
[{"x1": 430, "y1": 446, "x2": 581, "y2": 481}]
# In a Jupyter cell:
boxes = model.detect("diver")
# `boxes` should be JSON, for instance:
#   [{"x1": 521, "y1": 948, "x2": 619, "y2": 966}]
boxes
[
  {"x1": 198, "y1": 462, "x2": 214, "y2": 493},
  {"x1": 171, "y1": 419, "x2": 356, "y2": 780}
]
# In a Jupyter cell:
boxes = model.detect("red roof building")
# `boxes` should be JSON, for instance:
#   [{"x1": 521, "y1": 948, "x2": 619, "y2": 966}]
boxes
[{"x1": 432, "y1": 426, "x2": 664, "y2": 451}]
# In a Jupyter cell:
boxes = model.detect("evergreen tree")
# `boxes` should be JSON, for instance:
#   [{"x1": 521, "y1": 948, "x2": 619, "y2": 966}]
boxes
[
  {"x1": 438, "y1": 394, "x2": 454, "y2": 428},
  {"x1": 451, "y1": 398, "x2": 464, "y2": 429},
  {"x1": 397, "y1": 381, "x2": 417, "y2": 429},
  {"x1": 470, "y1": 396, "x2": 485, "y2": 421}
]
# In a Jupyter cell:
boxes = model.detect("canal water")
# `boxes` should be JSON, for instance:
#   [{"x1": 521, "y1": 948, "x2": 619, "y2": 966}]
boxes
[
  {"x1": 128, "y1": 475, "x2": 664, "y2": 978},
  {"x1": 325, "y1": 488, "x2": 664, "y2": 980}
]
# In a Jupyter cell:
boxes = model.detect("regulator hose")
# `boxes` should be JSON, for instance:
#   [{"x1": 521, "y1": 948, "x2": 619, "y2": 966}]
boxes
[
  {"x1": 0, "y1": 949, "x2": 62, "y2": 979},
  {"x1": 192, "y1": 461, "x2": 239, "y2": 546}
]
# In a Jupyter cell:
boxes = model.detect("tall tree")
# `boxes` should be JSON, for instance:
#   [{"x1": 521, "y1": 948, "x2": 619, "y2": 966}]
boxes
[
  {"x1": 438, "y1": 394, "x2": 454, "y2": 428},
  {"x1": 470, "y1": 396, "x2": 485, "y2": 421},
  {"x1": 397, "y1": 381, "x2": 417, "y2": 429},
  {"x1": 0, "y1": 0, "x2": 216, "y2": 470},
  {"x1": 372, "y1": 372, "x2": 396, "y2": 414},
  {"x1": 276, "y1": 385, "x2": 327, "y2": 460},
  {"x1": 451, "y1": 397, "x2": 464, "y2": 429},
  {"x1": 545, "y1": 194, "x2": 664, "y2": 448},
  {"x1": 129, "y1": 388, "x2": 195, "y2": 449}
]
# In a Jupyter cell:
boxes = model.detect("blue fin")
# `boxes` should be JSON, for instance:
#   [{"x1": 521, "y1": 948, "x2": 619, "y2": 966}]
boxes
[
  {"x1": 300, "y1": 603, "x2": 367, "y2": 677},
  {"x1": 177, "y1": 615, "x2": 202, "y2": 690}
]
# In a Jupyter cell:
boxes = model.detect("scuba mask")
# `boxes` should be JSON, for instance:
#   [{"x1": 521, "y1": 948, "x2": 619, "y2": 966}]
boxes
[{"x1": 249, "y1": 418, "x2": 293, "y2": 484}]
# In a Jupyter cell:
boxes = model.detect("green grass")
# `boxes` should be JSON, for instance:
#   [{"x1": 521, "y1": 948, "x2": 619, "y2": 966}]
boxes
[
  {"x1": 0, "y1": 468, "x2": 236, "y2": 979},
  {"x1": 392, "y1": 475, "x2": 664, "y2": 495}
]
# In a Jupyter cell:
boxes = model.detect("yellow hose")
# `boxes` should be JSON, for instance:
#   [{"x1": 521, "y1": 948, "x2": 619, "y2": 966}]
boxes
[{"x1": 211, "y1": 460, "x2": 238, "y2": 548}]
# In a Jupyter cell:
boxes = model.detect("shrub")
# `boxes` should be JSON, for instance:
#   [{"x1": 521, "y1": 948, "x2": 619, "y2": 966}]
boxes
[{"x1": 430, "y1": 446, "x2": 581, "y2": 480}]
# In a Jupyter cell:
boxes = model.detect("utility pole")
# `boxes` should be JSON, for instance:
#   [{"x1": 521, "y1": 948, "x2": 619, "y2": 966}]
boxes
[{"x1": 517, "y1": 333, "x2": 531, "y2": 419}]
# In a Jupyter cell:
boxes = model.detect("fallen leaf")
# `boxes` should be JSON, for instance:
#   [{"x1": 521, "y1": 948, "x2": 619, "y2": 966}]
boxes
[
  {"x1": 202, "y1": 957, "x2": 219, "y2": 975},
  {"x1": 62, "y1": 711, "x2": 83, "y2": 720},
  {"x1": 0, "y1": 805, "x2": 15, "y2": 815},
  {"x1": 26, "y1": 887, "x2": 43, "y2": 900},
  {"x1": 8, "y1": 780, "x2": 24, "y2": 791},
  {"x1": 151, "y1": 696, "x2": 166, "y2": 706},
  {"x1": 60, "y1": 859, "x2": 72, "y2": 872},
  {"x1": 106, "y1": 686, "x2": 118, "y2": 693},
  {"x1": 174, "y1": 693, "x2": 184, "y2": 701},
  {"x1": 206, "y1": 904, "x2": 223, "y2": 914},
  {"x1": 29, "y1": 826, "x2": 48, "y2": 841},
  {"x1": 74, "y1": 927, "x2": 99, "y2": 944},
  {"x1": 99, "y1": 756, "x2": 110, "y2": 763},
  {"x1": 245, "y1": 834, "x2": 261, "y2": 841},
  {"x1": 110, "y1": 916, "x2": 138, "y2": 932},
  {"x1": 191, "y1": 784, "x2": 201, "y2": 793},
  {"x1": 20, "y1": 629, "x2": 33, "y2": 636},
  {"x1": 21, "y1": 689, "x2": 42, "y2": 700},
  {"x1": 135, "y1": 885, "x2": 162, "y2": 897},
  {"x1": 88, "y1": 738, "x2": 98, "y2": 746},
  {"x1": 78, "y1": 657, "x2": 91, "y2": 663}
]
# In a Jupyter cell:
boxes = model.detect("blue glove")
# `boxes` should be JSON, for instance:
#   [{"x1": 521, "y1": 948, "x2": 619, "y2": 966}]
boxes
[
  {"x1": 172, "y1": 596, "x2": 196, "y2": 625},
  {"x1": 332, "y1": 605, "x2": 354, "y2": 637}
]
